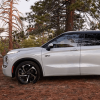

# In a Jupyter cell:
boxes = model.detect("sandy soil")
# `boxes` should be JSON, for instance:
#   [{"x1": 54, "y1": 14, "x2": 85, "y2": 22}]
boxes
[{"x1": 0, "y1": 57, "x2": 100, "y2": 100}]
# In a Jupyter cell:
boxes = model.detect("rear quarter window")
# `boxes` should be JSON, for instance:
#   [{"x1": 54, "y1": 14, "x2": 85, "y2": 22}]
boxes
[{"x1": 80, "y1": 33, "x2": 100, "y2": 46}]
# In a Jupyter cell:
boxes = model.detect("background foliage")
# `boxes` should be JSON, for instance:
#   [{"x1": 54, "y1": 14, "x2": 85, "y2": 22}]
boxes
[{"x1": 1, "y1": 0, "x2": 100, "y2": 55}]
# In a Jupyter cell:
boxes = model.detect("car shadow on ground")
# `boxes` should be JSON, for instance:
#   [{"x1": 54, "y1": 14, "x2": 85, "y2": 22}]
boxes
[
  {"x1": 38, "y1": 75, "x2": 100, "y2": 83},
  {"x1": 4, "y1": 75, "x2": 100, "y2": 85},
  {"x1": 41, "y1": 75, "x2": 100, "y2": 80}
]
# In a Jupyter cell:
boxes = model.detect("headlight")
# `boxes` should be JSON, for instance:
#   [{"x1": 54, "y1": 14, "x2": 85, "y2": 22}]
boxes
[
  {"x1": 7, "y1": 51, "x2": 19, "y2": 55},
  {"x1": 5, "y1": 56, "x2": 8, "y2": 63},
  {"x1": 3, "y1": 56, "x2": 8, "y2": 65}
]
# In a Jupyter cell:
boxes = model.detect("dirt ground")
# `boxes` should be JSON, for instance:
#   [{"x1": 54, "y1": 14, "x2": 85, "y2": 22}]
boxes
[{"x1": 1, "y1": 57, "x2": 100, "y2": 100}]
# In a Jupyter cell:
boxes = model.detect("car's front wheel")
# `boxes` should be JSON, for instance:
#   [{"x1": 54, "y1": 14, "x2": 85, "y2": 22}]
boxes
[{"x1": 15, "y1": 61, "x2": 40, "y2": 84}]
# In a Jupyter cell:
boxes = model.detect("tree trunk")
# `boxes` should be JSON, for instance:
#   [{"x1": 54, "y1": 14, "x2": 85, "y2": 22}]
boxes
[
  {"x1": 65, "y1": 0, "x2": 75, "y2": 31},
  {"x1": 9, "y1": 0, "x2": 13, "y2": 50}
]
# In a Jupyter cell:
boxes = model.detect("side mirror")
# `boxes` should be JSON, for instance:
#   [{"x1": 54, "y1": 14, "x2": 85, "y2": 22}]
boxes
[{"x1": 46, "y1": 43, "x2": 53, "y2": 51}]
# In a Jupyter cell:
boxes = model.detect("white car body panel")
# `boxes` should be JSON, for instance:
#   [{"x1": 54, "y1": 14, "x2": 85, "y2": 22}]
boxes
[
  {"x1": 80, "y1": 46, "x2": 100, "y2": 75},
  {"x1": 2, "y1": 47, "x2": 43, "y2": 77},
  {"x1": 42, "y1": 47, "x2": 80, "y2": 76}
]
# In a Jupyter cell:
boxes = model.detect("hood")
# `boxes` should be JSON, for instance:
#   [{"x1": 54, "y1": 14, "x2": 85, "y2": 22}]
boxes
[
  {"x1": 7, "y1": 47, "x2": 42, "y2": 55},
  {"x1": 11, "y1": 47, "x2": 41, "y2": 52}
]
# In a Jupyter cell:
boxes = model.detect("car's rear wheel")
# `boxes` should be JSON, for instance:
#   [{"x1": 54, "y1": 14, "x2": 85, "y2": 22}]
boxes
[{"x1": 15, "y1": 61, "x2": 40, "y2": 84}]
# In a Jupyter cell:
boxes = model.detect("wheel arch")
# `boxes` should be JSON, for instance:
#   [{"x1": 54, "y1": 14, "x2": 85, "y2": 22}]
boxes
[{"x1": 12, "y1": 58, "x2": 43, "y2": 78}]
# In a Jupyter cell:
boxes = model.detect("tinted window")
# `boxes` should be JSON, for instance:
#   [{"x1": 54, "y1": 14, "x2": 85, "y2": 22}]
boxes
[
  {"x1": 81, "y1": 33, "x2": 100, "y2": 46},
  {"x1": 50, "y1": 33, "x2": 80, "y2": 48}
]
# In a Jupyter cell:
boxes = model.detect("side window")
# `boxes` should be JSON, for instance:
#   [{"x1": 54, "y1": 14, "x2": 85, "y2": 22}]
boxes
[
  {"x1": 81, "y1": 33, "x2": 100, "y2": 46},
  {"x1": 50, "y1": 33, "x2": 80, "y2": 48}
]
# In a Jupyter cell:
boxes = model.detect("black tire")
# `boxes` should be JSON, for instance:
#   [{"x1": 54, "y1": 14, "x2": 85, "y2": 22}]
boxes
[{"x1": 15, "y1": 61, "x2": 40, "y2": 84}]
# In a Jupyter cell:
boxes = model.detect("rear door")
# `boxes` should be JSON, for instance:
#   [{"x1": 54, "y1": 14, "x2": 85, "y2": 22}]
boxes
[
  {"x1": 80, "y1": 32, "x2": 100, "y2": 75},
  {"x1": 42, "y1": 33, "x2": 81, "y2": 76}
]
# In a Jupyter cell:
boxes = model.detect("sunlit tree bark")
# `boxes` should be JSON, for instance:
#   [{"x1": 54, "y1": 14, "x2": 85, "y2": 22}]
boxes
[{"x1": 0, "y1": 0, "x2": 23, "y2": 50}]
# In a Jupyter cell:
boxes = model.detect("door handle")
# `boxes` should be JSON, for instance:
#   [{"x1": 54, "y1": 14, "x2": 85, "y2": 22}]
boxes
[{"x1": 45, "y1": 55, "x2": 50, "y2": 57}]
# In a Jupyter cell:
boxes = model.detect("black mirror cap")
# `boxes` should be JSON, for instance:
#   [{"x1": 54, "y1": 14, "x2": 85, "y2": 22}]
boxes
[{"x1": 46, "y1": 46, "x2": 51, "y2": 51}]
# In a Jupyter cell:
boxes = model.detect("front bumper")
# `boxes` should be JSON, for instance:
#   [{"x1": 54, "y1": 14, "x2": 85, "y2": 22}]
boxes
[{"x1": 2, "y1": 65, "x2": 12, "y2": 77}]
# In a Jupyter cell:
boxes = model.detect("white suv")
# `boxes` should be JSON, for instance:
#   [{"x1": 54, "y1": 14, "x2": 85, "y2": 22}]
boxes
[{"x1": 2, "y1": 31, "x2": 100, "y2": 84}]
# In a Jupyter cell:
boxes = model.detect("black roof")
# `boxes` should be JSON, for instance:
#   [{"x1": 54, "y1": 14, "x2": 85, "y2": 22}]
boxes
[{"x1": 63, "y1": 30, "x2": 100, "y2": 34}]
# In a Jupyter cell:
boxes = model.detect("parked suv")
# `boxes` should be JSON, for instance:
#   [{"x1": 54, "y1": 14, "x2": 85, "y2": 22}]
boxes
[{"x1": 2, "y1": 31, "x2": 100, "y2": 84}]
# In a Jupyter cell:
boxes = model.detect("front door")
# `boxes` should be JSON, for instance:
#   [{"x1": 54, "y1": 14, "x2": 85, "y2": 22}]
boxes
[{"x1": 42, "y1": 33, "x2": 81, "y2": 76}]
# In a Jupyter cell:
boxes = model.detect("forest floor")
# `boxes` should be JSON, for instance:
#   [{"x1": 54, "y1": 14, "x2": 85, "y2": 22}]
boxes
[{"x1": 0, "y1": 57, "x2": 100, "y2": 100}]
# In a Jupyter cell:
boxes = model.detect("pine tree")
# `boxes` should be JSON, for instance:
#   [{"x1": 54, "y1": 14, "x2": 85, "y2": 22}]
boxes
[
  {"x1": 0, "y1": 0, "x2": 23, "y2": 50},
  {"x1": 25, "y1": 0, "x2": 100, "y2": 37},
  {"x1": 0, "y1": 28, "x2": 4, "y2": 33}
]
